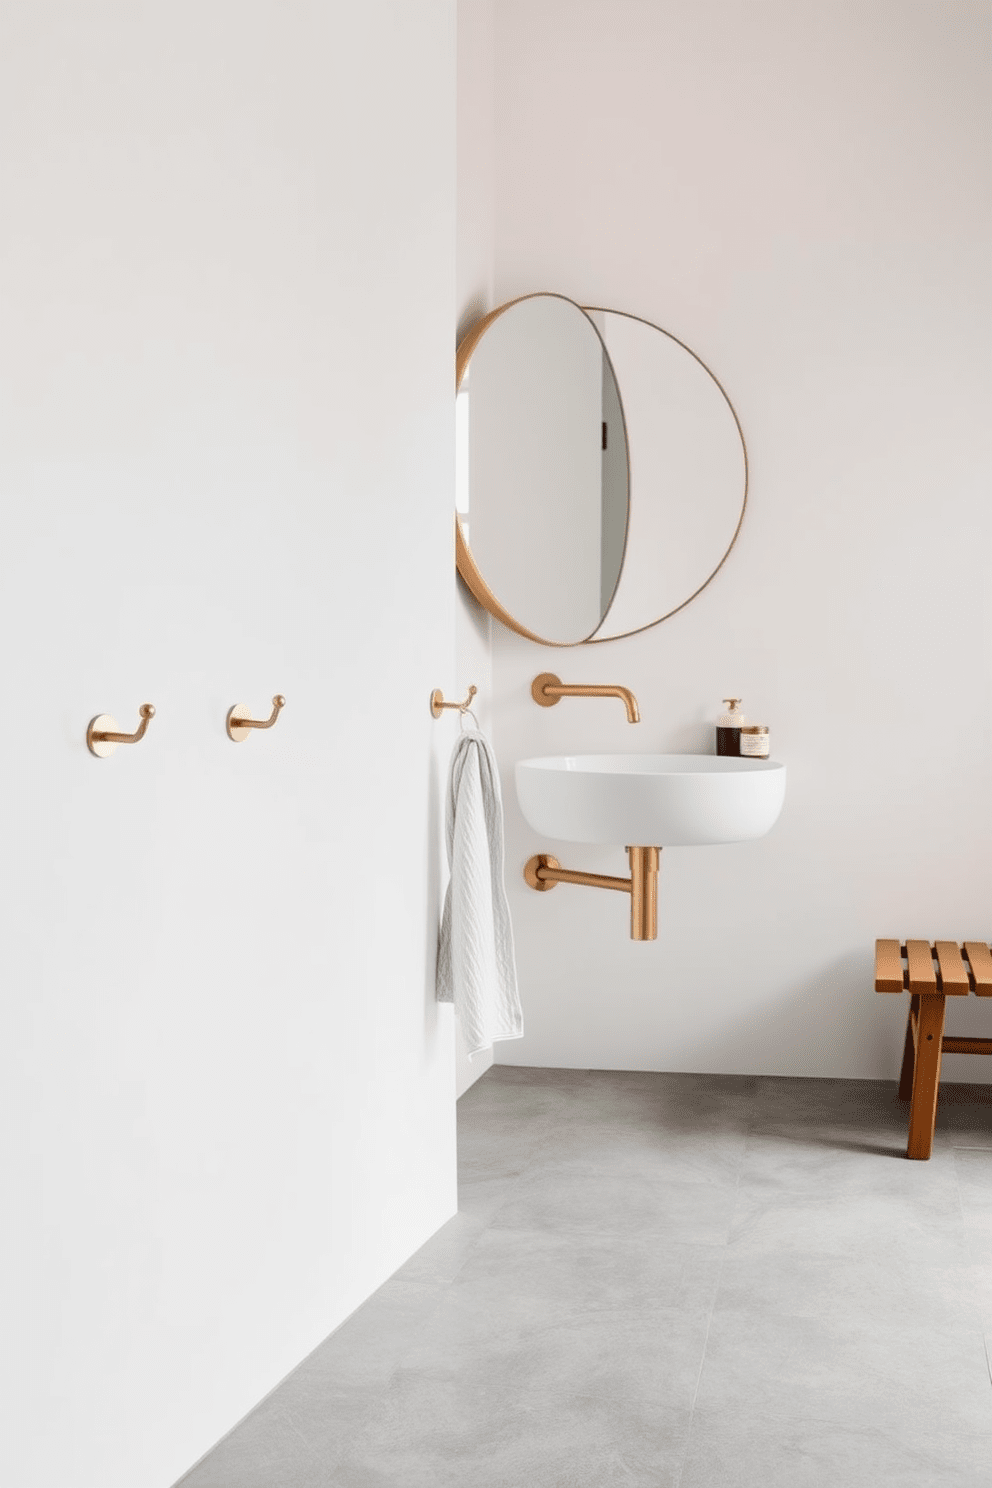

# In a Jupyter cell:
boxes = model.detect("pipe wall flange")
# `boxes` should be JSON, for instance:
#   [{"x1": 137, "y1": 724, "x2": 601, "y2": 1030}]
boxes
[{"x1": 524, "y1": 853, "x2": 561, "y2": 891}]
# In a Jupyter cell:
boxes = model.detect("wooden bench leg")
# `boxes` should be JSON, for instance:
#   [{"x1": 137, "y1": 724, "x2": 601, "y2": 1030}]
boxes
[
  {"x1": 898, "y1": 995, "x2": 918, "y2": 1101},
  {"x1": 907, "y1": 993, "x2": 946, "y2": 1160}
]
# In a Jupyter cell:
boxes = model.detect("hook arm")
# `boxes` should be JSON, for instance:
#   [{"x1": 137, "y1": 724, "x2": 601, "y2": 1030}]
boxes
[
  {"x1": 226, "y1": 695, "x2": 286, "y2": 741},
  {"x1": 430, "y1": 685, "x2": 478, "y2": 718},
  {"x1": 237, "y1": 695, "x2": 286, "y2": 731},
  {"x1": 87, "y1": 704, "x2": 156, "y2": 755}
]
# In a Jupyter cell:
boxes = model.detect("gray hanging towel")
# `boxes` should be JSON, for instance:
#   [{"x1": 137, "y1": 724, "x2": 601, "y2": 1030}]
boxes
[{"x1": 436, "y1": 729, "x2": 523, "y2": 1056}]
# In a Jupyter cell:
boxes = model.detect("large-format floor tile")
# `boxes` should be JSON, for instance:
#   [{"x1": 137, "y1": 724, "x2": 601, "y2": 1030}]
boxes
[
  {"x1": 695, "y1": 1280, "x2": 992, "y2": 1436},
  {"x1": 444, "y1": 1224, "x2": 724, "y2": 1318},
  {"x1": 679, "y1": 1408, "x2": 992, "y2": 1488},
  {"x1": 176, "y1": 1383, "x2": 369, "y2": 1488},
  {"x1": 332, "y1": 1378, "x2": 691, "y2": 1488},
  {"x1": 389, "y1": 1211, "x2": 487, "y2": 1285},
  {"x1": 740, "y1": 1126, "x2": 962, "y2": 1197},
  {"x1": 750, "y1": 1076, "x2": 908, "y2": 1135},
  {"x1": 178, "y1": 1068, "x2": 992, "y2": 1487},
  {"x1": 456, "y1": 1110, "x2": 548, "y2": 1182},
  {"x1": 955, "y1": 1148, "x2": 992, "y2": 1255},
  {"x1": 728, "y1": 1178, "x2": 974, "y2": 1266},
  {"x1": 528, "y1": 1114, "x2": 747, "y2": 1188},
  {"x1": 456, "y1": 1172, "x2": 521, "y2": 1225},
  {"x1": 955, "y1": 1148, "x2": 992, "y2": 1212},
  {"x1": 389, "y1": 1228, "x2": 723, "y2": 1413},
  {"x1": 489, "y1": 1165, "x2": 739, "y2": 1244},
  {"x1": 295, "y1": 1279, "x2": 446, "y2": 1397},
  {"x1": 934, "y1": 1091, "x2": 992, "y2": 1150},
  {"x1": 713, "y1": 1248, "x2": 989, "y2": 1336}
]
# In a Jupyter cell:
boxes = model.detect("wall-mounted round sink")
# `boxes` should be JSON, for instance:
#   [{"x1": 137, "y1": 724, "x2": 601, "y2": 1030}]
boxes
[{"x1": 515, "y1": 753, "x2": 786, "y2": 847}]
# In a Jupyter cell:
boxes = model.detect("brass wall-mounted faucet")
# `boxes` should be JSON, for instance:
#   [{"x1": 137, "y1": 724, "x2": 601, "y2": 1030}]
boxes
[{"x1": 531, "y1": 672, "x2": 640, "y2": 723}]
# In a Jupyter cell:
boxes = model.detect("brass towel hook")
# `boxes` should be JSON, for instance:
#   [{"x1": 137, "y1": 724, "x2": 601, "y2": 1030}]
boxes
[
  {"x1": 227, "y1": 694, "x2": 286, "y2": 742},
  {"x1": 430, "y1": 684, "x2": 477, "y2": 719},
  {"x1": 87, "y1": 704, "x2": 156, "y2": 758}
]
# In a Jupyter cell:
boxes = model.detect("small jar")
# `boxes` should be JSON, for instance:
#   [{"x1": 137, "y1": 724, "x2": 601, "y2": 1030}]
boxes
[{"x1": 740, "y1": 725, "x2": 770, "y2": 758}]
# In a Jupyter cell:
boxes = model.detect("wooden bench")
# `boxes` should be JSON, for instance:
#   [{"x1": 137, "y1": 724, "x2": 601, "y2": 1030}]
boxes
[{"x1": 875, "y1": 939, "x2": 992, "y2": 1159}]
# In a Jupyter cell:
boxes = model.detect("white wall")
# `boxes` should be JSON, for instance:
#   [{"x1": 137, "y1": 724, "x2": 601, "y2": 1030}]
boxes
[
  {"x1": 454, "y1": 0, "x2": 497, "y2": 1094},
  {"x1": 0, "y1": 5, "x2": 457, "y2": 1485},
  {"x1": 486, "y1": 0, "x2": 992, "y2": 1080}
]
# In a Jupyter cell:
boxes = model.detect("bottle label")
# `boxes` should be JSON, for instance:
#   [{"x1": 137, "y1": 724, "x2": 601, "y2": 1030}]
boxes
[{"x1": 741, "y1": 732, "x2": 769, "y2": 757}]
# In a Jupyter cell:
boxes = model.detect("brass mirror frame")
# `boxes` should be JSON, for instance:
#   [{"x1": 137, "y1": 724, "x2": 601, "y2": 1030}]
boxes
[
  {"x1": 454, "y1": 292, "x2": 631, "y2": 648},
  {"x1": 455, "y1": 296, "x2": 749, "y2": 646}
]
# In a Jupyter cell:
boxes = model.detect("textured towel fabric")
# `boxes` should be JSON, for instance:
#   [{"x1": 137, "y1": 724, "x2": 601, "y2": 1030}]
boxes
[{"x1": 436, "y1": 729, "x2": 523, "y2": 1056}]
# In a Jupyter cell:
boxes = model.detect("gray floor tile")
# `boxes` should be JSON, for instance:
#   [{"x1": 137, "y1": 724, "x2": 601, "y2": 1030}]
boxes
[
  {"x1": 955, "y1": 1148, "x2": 992, "y2": 1212},
  {"x1": 178, "y1": 1068, "x2": 992, "y2": 1487},
  {"x1": 298, "y1": 1279, "x2": 446, "y2": 1397},
  {"x1": 489, "y1": 1165, "x2": 739, "y2": 1245},
  {"x1": 934, "y1": 1092, "x2": 992, "y2": 1150},
  {"x1": 388, "y1": 1229, "x2": 723, "y2": 1414},
  {"x1": 478, "y1": 1064, "x2": 599, "y2": 1087},
  {"x1": 447, "y1": 1224, "x2": 724, "y2": 1317},
  {"x1": 694, "y1": 1274, "x2": 992, "y2": 1436},
  {"x1": 456, "y1": 1112, "x2": 548, "y2": 1182},
  {"x1": 729, "y1": 1178, "x2": 974, "y2": 1266},
  {"x1": 751, "y1": 1075, "x2": 908, "y2": 1133},
  {"x1": 176, "y1": 1384, "x2": 368, "y2": 1488},
  {"x1": 391, "y1": 1212, "x2": 486, "y2": 1284},
  {"x1": 741, "y1": 1126, "x2": 963, "y2": 1195},
  {"x1": 456, "y1": 1172, "x2": 522, "y2": 1225},
  {"x1": 679, "y1": 1408, "x2": 992, "y2": 1488},
  {"x1": 333, "y1": 1379, "x2": 691, "y2": 1488},
  {"x1": 714, "y1": 1247, "x2": 988, "y2": 1336},
  {"x1": 528, "y1": 1114, "x2": 747, "y2": 1188}
]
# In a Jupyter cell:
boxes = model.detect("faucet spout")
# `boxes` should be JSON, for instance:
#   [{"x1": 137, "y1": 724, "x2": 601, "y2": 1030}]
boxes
[{"x1": 531, "y1": 672, "x2": 640, "y2": 723}]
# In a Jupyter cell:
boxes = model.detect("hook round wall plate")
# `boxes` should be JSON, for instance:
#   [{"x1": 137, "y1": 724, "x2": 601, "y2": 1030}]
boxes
[
  {"x1": 226, "y1": 704, "x2": 253, "y2": 743},
  {"x1": 87, "y1": 714, "x2": 119, "y2": 758}
]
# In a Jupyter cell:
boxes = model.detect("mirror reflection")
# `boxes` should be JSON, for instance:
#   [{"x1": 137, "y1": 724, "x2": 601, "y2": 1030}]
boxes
[
  {"x1": 456, "y1": 294, "x2": 629, "y2": 645},
  {"x1": 455, "y1": 293, "x2": 748, "y2": 645},
  {"x1": 586, "y1": 308, "x2": 747, "y2": 639}
]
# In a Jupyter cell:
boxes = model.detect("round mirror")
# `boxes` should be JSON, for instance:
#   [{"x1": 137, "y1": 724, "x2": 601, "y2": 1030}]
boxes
[
  {"x1": 455, "y1": 293, "x2": 630, "y2": 646},
  {"x1": 586, "y1": 308, "x2": 747, "y2": 639},
  {"x1": 455, "y1": 296, "x2": 748, "y2": 644}
]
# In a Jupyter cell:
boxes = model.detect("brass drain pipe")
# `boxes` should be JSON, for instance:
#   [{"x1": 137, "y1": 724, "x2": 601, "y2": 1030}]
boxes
[{"x1": 524, "y1": 847, "x2": 660, "y2": 941}]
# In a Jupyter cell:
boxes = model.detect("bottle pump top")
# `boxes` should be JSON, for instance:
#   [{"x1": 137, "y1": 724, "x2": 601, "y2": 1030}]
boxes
[{"x1": 718, "y1": 698, "x2": 745, "y2": 724}]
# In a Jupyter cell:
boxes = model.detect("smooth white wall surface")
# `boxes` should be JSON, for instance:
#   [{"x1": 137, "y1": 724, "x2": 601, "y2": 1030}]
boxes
[
  {"x1": 0, "y1": 5, "x2": 456, "y2": 1484},
  {"x1": 454, "y1": 0, "x2": 497, "y2": 1094},
  {"x1": 487, "y1": 0, "x2": 992, "y2": 1079}
]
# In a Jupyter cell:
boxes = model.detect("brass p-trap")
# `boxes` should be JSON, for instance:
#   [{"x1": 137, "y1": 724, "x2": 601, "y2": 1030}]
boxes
[{"x1": 524, "y1": 846, "x2": 660, "y2": 940}]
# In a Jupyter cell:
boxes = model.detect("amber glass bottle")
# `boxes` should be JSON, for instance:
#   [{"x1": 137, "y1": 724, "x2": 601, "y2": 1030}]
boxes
[{"x1": 716, "y1": 698, "x2": 745, "y2": 756}]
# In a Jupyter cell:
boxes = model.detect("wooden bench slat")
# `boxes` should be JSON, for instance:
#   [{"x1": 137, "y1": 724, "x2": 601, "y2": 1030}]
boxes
[
  {"x1": 963, "y1": 941, "x2": 992, "y2": 997},
  {"x1": 906, "y1": 939, "x2": 938, "y2": 994},
  {"x1": 934, "y1": 940, "x2": 971, "y2": 996},
  {"x1": 874, "y1": 938, "x2": 906, "y2": 993}
]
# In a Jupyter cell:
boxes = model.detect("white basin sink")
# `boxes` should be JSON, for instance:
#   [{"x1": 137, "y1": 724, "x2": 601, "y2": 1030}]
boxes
[{"x1": 515, "y1": 753, "x2": 786, "y2": 847}]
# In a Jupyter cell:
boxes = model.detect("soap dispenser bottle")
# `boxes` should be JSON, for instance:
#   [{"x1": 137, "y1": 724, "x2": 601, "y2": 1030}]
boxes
[{"x1": 716, "y1": 698, "x2": 745, "y2": 756}]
